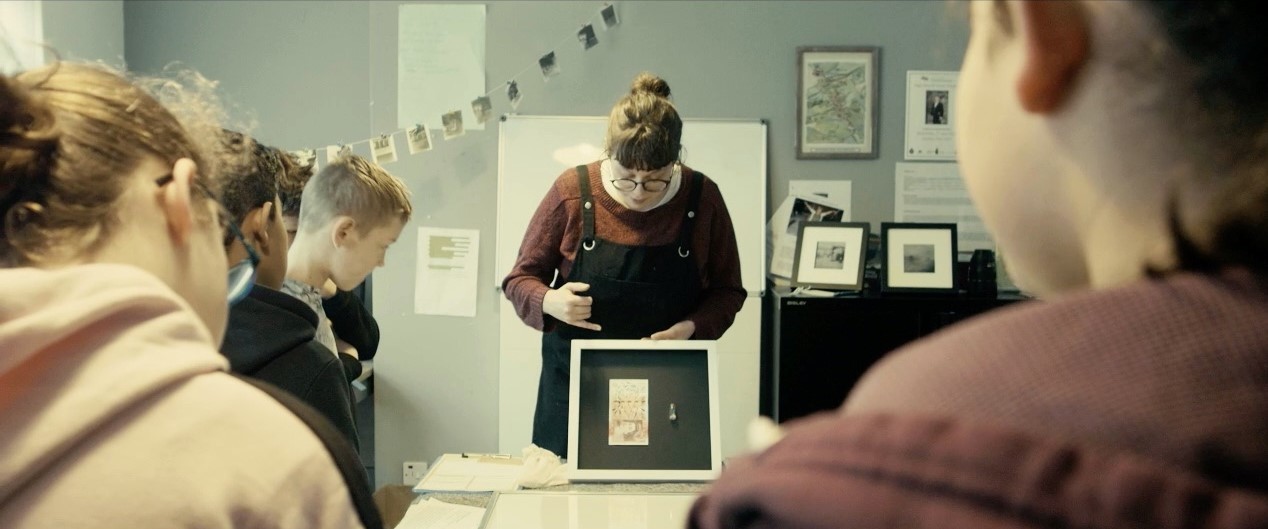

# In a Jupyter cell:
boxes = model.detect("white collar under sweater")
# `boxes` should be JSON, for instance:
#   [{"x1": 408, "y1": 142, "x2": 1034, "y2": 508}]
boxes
[{"x1": 600, "y1": 159, "x2": 682, "y2": 212}]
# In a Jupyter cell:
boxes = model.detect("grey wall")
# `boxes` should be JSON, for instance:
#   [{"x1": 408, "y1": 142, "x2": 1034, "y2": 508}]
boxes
[
  {"x1": 43, "y1": 0, "x2": 125, "y2": 65},
  {"x1": 124, "y1": 0, "x2": 967, "y2": 490}
]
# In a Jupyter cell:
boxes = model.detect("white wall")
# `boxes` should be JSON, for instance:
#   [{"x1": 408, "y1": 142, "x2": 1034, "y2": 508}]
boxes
[
  {"x1": 42, "y1": 0, "x2": 125, "y2": 65},
  {"x1": 1, "y1": 0, "x2": 45, "y2": 73}
]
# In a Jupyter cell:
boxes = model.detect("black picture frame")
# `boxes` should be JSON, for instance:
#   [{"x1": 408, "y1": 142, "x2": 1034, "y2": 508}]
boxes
[
  {"x1": 796, "y1": 46, "x2": 880, "y2": 159},
  {"x1": 881, "y1": 222, "x2": 958, "y2": 294},
  {"x1": 791, "y1": 221, "x2": 869, "y2": 291}
]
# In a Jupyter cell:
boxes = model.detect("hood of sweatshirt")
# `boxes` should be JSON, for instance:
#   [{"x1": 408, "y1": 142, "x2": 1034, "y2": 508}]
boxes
[
  {"x1": 0, "y1": 264, "x2": 227, "y2": 507},
  {"x1": 219, "y1": 284, "x2": 319, "y2": 375}
]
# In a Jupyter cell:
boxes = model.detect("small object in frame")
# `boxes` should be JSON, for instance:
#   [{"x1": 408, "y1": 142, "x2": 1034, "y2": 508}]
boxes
[
  {"x1": 881, "y1": 222, "x2": 959, "y2": 294},
  {"x1": 796, "y1": 46, "x2": 880, "y2": 159},
  {"x1": 791, "y1": 221, "x2": 869, "y2": 292},
  {"x1": 506, "y1": 80, "x2": 522, "y2": 110},
  {"x1": 608, "y1": 379, "x2": 649, "y2": 446},
  {"x1": 569, "y1": 339, "x2": 721, "y2": 482}
]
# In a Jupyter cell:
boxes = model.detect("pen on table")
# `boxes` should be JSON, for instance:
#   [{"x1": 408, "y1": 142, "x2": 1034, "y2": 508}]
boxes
[{"x1": 461, "y1": 452, "x2": 513, "y2": 459}]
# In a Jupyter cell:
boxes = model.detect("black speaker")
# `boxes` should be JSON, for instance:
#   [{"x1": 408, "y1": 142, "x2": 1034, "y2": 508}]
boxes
[{"x1": 966, "y1": 249, "x2": 997, "y2": 298}]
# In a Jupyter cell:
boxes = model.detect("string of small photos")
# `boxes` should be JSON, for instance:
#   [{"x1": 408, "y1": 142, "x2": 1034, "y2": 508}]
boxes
[{"x1": 287, "y1": 3, "x2": 621, "y2": 171}]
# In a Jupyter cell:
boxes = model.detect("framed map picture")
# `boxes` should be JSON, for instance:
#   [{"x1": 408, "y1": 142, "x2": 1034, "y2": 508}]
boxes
[{"x1": 796, "y1": 46, "x2": 880, "y2": 159}]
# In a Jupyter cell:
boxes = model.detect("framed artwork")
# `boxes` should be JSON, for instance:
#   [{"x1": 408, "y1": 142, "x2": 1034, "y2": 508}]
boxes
[
  {"x1": 881, "y1": 222, "x2": 958, "y2": 294},
  {"x1": 796, "y1": 46, "x2": 880, "y2": 159},
  {"x1": 792, "y1": 221, "x2": 869, "y2": 291},
  {"x1": 568, "y1": 339, "x2": 721, "y2": 482}
]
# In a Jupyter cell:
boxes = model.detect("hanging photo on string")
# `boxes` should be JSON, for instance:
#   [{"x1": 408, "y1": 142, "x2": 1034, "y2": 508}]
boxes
[
  {"x1": 290, "y1": 149, "x2": 318, "y2": 173},
  {"x1": 506, "y1": 80, "x2": 522, "y2": 111},
  {"x1": 406, "y1": 124, "x2": 433, "y2": 154},
  {"x1": 372, "y1": 134, "x2": 398, "y2": 165},
  {"x1": 442, "y1": 110, "x2": 465, "y2": 140},
  {"x1": 601, "y1": 4, "x2": 619, "y2": 30},
  {"x1": 471, "y1": 96, "x2": 494, "y2": 125},
  {"x1": 539, "y1": 51, "x2": 560, "y2": 82},
  {"x1": 325, "y1": 144, "x2": 347, "y2": 164},
  {"x1": 577, "y1": 24, "x2": 599, "y2": 50}
]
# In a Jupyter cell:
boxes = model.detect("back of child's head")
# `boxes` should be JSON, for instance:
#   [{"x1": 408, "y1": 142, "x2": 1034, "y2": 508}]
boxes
[
  {"x1": 277, "y1": 150, "x2": 312, "y2": 219},
  {"x1": 217, "y1": 131, "x2": 283, "y2": 244},
  {"x1": 1, "y1": 62, "x2": 226, "y2": 267},
  {"x1": 297, "y1": 154, "x2": 412, "y2": 235}
]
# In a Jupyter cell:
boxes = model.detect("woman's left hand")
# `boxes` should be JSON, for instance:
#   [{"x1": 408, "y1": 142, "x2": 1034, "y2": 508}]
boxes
[{"x1": 647, "y1": 320, "x2": 696, "y2": 340}]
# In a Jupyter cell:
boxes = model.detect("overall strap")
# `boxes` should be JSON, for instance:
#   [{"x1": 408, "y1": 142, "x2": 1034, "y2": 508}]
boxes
[
  {"x1": 676, "y1": 170, "x2": 707, "y2": 257},
  {"x1": 576, "y1": 164, "x2": 596, "y2": 250}
]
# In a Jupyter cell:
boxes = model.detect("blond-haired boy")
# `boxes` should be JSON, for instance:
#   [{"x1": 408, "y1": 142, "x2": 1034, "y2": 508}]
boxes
[{"x1": 284, "y1": 154, "x2": 412, "y2": 354}]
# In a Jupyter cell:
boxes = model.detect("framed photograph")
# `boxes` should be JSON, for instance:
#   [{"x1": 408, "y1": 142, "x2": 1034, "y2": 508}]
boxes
[
  {"x1": 796, "y1": 46, "x2": 880, "y2": 159},
  {"x1": 881, "y1": 222, "x2": 958, "y2": 294},
  {"x1": 568, "y1": 339, "x2": 721, "y2": 482},
  {"x1": 792, "y1": 221, "x2": 869, "y2": 291}
]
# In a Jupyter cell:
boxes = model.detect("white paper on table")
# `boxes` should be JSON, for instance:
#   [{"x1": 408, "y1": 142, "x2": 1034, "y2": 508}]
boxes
[
  {"x1": 894, "y1": 162, "x2": 993, "y2": 252},
  {"x1": 413, "y1": 453, "x2": 525, "y2": 493},
  {"x1": 398, "y1": 4, "x2": 486, "y2": 131},
  {"x1": 395, "y1": 498, "x2": 486, "y2": 529},
  {"x1": 904, "y1": 71, "x2": 958, "y2": 161},
  {"x1": 767, "y1": 194, "x2": 849, "y2": 279},
  {"x1": 415, "y1": 227, "x2": 480, "y2": 317}
]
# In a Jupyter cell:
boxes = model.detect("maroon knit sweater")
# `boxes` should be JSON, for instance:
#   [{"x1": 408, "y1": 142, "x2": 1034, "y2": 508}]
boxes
[{"x1": 501, "y1": 161, "x2": 745, "y2": 339}]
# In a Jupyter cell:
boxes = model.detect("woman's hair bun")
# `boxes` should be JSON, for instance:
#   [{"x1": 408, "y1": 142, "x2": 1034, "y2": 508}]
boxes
[
  {"x1": 0, "y1": 74, "x2": 60, "y2": 205},
  {"x1": 630, "y1": 72, "x2": 671, "y2": 99}
]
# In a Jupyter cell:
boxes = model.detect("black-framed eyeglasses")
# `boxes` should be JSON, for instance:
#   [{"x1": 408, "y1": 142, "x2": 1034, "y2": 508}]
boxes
[
  {"x1": 610, "y1": 178, "x2": 671, "y2": 193},
  {"x1": 155, "y1": 174, "x2": 259, "y2": 305}
]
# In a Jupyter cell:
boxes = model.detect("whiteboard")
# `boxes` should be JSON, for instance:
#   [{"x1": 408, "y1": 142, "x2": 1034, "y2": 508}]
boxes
[
  {"x1": 496, "y1": 116, "x2": 766, "y2": 459},
  {"x1": 495, "y1": 115, "x2": 767, "y2": 293}
]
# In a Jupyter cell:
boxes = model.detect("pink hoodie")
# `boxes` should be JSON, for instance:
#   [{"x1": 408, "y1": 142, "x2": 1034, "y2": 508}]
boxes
[{"x1": 0, "y1": 264, "x2": 365, "y2": 528}]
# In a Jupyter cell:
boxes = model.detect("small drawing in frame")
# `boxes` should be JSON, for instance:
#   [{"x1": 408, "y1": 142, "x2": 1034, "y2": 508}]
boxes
[
  {"x1": 796, "y1": 46, "x2": 880, "y2": 159},
  {"x1": 881, "y1": 222, "x2": 958, "y2": 294},
  {"x1": 792, "y1": 221, "x2": 869, "y2": 291}
]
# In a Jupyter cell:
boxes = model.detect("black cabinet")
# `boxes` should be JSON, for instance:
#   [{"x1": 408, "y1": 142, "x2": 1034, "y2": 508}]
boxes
[{"x1": 762, "y1": 291, "x2": 1025, "y2": 422}]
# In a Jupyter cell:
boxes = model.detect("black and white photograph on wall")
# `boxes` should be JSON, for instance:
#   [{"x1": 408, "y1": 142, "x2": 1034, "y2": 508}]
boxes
[
  {"x1": 406, "y1": 124, "x2": 433, "y2": 154},
  {"x1": 442, "y1": 110, "x2": 465, "y2": 140},
  {"x1": 787, "y1": 196, "x2": 845, "y2": 235},
  {"x1": 577, "y1": 24, "x2": 599, "y2": 50},
  {"x1": 882, "y1": 222, "x2": 958, "y2": 294},
  {"x1": 290, "y1": 148, "x2": 318, "y2": 173},
  {"x1": 371, "y1": 134, "x2": 397, "y2": 165},
  {"x1": 792, "y1": 222, "x2": 869, "y2": 291},
  {"x1": 925, "y1": 90, "x2": 948, "y2": 125},
  {"x1": 471, "y1": 96, "x2": 494, "y2": 124},
  {"x1": 903, "y1": 243, "x2": 935, "y2": 272},
  {"x1": 904, "y1": 70, "x2": 958, "y2": 160},
  {"x1": 539, "y1": 51, "x2": 560, "y2": 81},
  {"x1": 601, "y1": 3, "x2": 620, "y2": 29},
  {"x1": 506, "y1": 80, "x2": 522, "y2": 110},
  {"x1": 814, "y1": 242, "x2": 846, "y2": 269}
]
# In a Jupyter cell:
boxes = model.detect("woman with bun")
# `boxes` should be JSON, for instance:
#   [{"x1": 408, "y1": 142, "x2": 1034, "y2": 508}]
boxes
[
  {"x1": 503, "y1": 72, "x2": 745, "y2": 457},
  {"x1": 0, "y1": 63, "x2": 378, "y2": 528}
]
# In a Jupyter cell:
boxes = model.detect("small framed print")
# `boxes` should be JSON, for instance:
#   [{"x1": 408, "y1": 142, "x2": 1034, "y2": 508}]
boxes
[
  {"x1": 792, "y1": 221, "x2": 869, "y2": 291},
  {"x1": 881, "y1": 222, "x2": 958, "y2": 294},
  {"x1": 796, "y1": 46, "x2": 880, "y2": 159},
  {"x1": 568, "y1": 339, "x2": 721, "y2": 482}
]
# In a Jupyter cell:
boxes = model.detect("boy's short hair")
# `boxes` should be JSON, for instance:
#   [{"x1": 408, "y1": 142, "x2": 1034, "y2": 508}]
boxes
[
  {"x1": 277, "y1": 151, "x2": 313, "y2": 218},
  {"x1": 218, "y1": 131, "x2": 283, "y2": 245},
  {"x1": 298, "y1": 154, "x2": 412, "y2": 234}
]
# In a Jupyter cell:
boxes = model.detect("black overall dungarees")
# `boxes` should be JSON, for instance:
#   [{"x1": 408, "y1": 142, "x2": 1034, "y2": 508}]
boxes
[{"x1": 532, "y1": 165, "x2": 704, "y2": 457}]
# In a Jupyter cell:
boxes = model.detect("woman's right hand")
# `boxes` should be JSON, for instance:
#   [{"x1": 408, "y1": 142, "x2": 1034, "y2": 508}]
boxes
[{"x1": 542, "y1": 282, "x2": 601, "y2": 331}]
